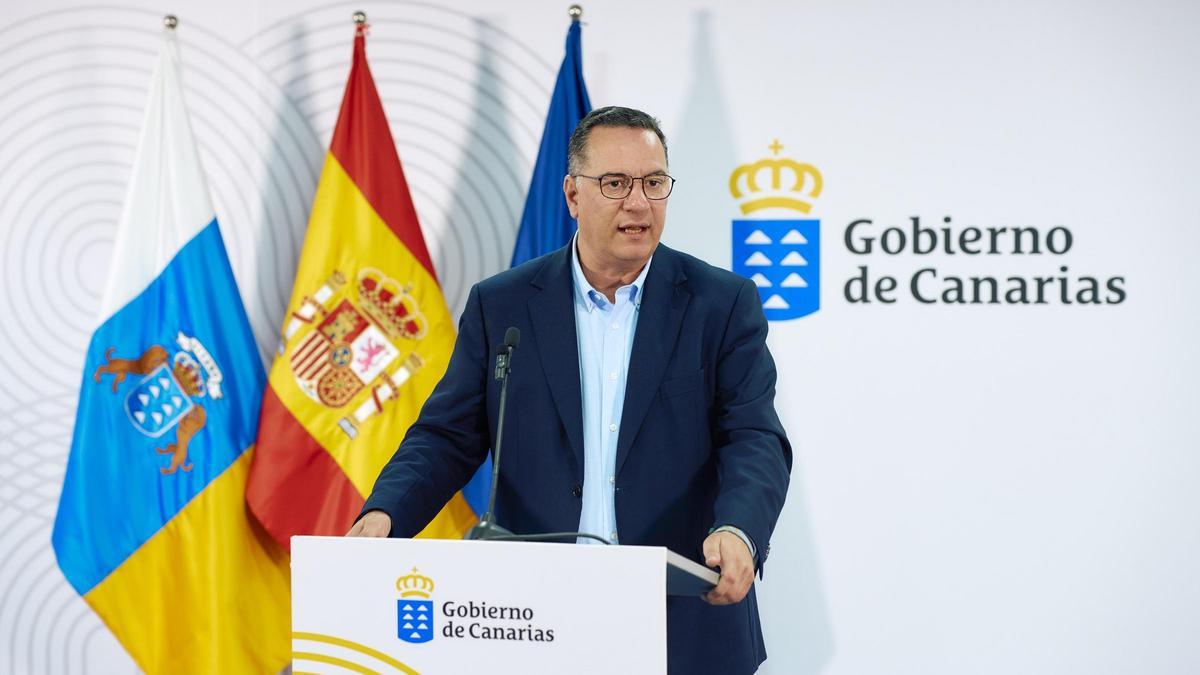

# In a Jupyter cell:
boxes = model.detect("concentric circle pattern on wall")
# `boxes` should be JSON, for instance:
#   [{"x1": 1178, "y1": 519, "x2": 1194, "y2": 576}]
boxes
[
  {"x1": 0, "y1": 4, "x2": 553, "y2": 672},
  {"x1": 3, "y1": 2, "x2": 1199, "y2": 674}
]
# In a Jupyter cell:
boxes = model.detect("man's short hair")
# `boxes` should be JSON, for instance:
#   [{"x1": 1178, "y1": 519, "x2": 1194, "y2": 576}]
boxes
[{"x1": 566, "y1": 106, "x2": 669, "y2": 176}]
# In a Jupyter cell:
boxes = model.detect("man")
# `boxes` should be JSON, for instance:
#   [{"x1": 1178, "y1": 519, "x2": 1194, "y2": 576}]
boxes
[{"x1": 349, "y1": 106, "x2": 791, "y2": 674}]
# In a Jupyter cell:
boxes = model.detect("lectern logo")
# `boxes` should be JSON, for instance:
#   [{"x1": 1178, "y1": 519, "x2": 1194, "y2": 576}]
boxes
[
  {"x1": 730, "y1": 139, "x2": 822, "y2": 321},
  {"x1": 396, "y1": 567, "x2": 435, "y2": 644}
]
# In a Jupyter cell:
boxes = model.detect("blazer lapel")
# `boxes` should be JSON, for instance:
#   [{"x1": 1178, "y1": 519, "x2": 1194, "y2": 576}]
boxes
[
  {"x1": 615, "y1": 246, "x2": 690, "y2": 477},
  {"x1": 527, "y1": 247, "x2": 585, "y2": 474}
]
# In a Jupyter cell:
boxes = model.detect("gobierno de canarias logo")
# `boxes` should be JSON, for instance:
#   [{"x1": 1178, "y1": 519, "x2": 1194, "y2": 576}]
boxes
[
  {"x1": 730, "y1": 140, "x2": 822, "y2": 321},
  {"x1": 396, "y1": 567, "x2": 435, "y2": 644},
  {"x1": 391, "y1": 567, "x2": 558, "y2": 645}
]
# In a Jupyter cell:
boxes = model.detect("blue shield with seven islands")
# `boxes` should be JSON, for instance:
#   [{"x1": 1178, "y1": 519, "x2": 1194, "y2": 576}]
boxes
[
  {"x1": 397, "y1": 599, "x2": 434, "y2": 643},
  {"x1": 732, "y1": 218, "x2": 820, "y2": 321},
  {"x1": 123, "y1": 363, "x2": 194, "y2": 438}
]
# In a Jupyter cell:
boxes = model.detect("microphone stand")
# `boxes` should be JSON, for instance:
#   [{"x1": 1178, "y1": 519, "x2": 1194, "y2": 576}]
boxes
[{"x1": 465, "y1": 333, "x2": 517, "y2": 540}]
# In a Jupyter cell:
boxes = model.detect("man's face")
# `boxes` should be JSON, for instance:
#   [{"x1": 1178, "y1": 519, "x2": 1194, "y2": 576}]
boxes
[{"x1": 564, "y1": 126, "x2": 668, "y2": 271}]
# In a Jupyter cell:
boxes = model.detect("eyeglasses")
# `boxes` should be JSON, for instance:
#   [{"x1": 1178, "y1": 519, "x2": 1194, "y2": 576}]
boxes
[{"x1": 573, "y1": 173, "x2": 676, "y2": 200}]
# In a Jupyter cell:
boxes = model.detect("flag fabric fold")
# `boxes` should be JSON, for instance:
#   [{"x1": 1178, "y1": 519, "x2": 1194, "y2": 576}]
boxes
[
  {"x1": 462, "y1": 19, "x2": 593, "y2": 514},
  {"x1": 247, "y1": 24, "x2": 476, "y2": 551},
  {"x1": 51, "y1": 28, "x2": 289, "y2": 674}
]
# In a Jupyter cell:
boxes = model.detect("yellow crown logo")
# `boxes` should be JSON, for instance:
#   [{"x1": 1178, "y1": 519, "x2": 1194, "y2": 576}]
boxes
[
  {"x1": 357, "y1": 268, "x2": 428, "y2": 341},
  {"x1": 396, "y1": 567, "x2": 435, "y2": 599},
  {"x1": 729, "y1": 139, "x2": 822, "y2": 215}
]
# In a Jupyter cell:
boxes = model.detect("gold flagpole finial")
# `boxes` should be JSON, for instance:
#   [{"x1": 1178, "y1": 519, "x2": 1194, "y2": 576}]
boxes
[
  {"x1": 163, "y1": 15, "x2": 178, "y2": 30},
  {"x1": 353, "y1": 11, "x2": 367, "y2": 25},
  {"x1": 568, "y1": 5, "x2": 583, "y2": 21}
]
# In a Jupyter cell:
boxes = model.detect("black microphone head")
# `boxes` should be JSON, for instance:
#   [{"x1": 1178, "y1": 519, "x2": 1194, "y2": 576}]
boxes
[{"x1": 504, "y1": 326, "x2": 520, "y2": 350}]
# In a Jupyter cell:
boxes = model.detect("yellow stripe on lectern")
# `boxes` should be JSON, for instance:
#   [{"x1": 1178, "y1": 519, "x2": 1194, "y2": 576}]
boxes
[
  {"x1": 293, "y1": 631, "x2": 420, "y2": 674},
  {"x1": 293, "y1": 651, "x2": 377, "y2": 674}
]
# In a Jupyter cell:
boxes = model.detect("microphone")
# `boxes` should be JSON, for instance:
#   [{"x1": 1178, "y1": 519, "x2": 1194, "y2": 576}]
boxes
[
  {"x1": 466, "y1": 327, "x2": 520, "y2": 540},
  {"x1": 494, "y1": 327, "x2": 519, "y2": 380}
]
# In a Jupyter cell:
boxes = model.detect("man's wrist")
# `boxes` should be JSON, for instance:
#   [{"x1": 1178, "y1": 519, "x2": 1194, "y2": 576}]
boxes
[{"x1": 710, "y1": 525, "x2": 755, "y2": 557}]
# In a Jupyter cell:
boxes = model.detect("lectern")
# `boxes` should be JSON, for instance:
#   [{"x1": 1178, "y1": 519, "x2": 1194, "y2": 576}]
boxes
[{"x1": 291, "y1": 536, "x2": 717, "y2": 674}]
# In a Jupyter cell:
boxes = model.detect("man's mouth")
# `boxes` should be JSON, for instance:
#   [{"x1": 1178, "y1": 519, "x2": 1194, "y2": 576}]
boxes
[{"x1": 619, "y1": 225, "x2": 648, "y2": 235}]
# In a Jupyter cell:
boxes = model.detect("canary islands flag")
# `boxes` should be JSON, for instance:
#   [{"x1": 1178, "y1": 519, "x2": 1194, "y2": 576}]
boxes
[
  {"x1": 50, "y1": 27, "x2": 289, "y2": 674},
  {"x1": 246, "y1": 22, "x2": 475, "y2": 549}
]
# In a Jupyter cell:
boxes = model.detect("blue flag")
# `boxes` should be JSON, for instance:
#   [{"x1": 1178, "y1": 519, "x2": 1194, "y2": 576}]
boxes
[
  {"x1": 509, "y1": 19, "x2": 593, "y2": 267},
  {"x1": 462, "y1": 19, "x2": 592, "y2": 514}
]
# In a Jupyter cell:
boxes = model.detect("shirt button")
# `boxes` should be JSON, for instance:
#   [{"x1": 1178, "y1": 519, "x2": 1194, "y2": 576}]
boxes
[
  {"x1": 608, "y1": 476, "x2": 615, "y2": 484},
  {"x1": 609, "y1": 423, "x2": 617, "y2": 432},
  {"x1": 610, "y1": 531, "x2": 619, "y2": 541},
  {"x1": 610, "y1": 322, "x2": 619, "y2": 330},
  {"x1": 608, "y1": 371, "x2": 618, "y2": 380}
]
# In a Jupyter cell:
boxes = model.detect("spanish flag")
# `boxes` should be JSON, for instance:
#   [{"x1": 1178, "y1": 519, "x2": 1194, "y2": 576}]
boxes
[{"x1": 247, "y1": 21, "x2": 476, "y2": 551}]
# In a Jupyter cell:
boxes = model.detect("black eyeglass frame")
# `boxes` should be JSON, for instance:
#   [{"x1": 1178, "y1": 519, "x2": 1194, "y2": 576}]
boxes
[{"x1": 572, "y1": 173, "x2": 677, "y2": 200}]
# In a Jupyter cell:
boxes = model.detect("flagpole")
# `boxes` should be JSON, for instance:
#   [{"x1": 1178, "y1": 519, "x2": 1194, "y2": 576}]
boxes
[
  {"x1": 163, "y1": 15, "x2": 177, "y2": 29},
  {"x1": 354, "y1": 10, "x2": 368, "y2": 39}
]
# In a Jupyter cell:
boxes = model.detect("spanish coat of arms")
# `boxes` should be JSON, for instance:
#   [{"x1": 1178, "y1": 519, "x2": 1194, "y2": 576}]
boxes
[{"x1": 280, "y1": 268, "x2": 427, "y2": 438}]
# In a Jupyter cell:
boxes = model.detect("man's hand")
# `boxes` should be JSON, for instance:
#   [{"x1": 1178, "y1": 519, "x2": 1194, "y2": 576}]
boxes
[
  {"x1": 701, "y1": 530, "x2": 754, "y2": 605},
  {"x1": 345, "y1": 510, "x2": 392, "y2": 537}
]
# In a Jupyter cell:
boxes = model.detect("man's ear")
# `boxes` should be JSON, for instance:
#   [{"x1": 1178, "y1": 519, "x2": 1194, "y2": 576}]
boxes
[{"x1": 563, "y1": 174, "x2": 580, "y2": 219}]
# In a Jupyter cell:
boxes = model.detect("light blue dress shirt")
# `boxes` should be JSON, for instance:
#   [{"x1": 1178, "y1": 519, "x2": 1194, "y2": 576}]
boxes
[
  {"x1": 571, "y1": 238, "x2": 651, "y2": 545},
  {"x1": 569, "y1": 239, "x2": 755, "y2": 557}
]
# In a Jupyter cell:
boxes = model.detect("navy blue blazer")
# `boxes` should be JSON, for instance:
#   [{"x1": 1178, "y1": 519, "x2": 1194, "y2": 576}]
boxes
[{"x1": 363, "y1": 243, "x2": 792, "y2": 674}]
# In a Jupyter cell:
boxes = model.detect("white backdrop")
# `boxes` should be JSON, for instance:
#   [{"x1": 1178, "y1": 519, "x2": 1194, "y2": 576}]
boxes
[{"x1": 1, "y1": 1, "x2": 1198, "y2": 673}]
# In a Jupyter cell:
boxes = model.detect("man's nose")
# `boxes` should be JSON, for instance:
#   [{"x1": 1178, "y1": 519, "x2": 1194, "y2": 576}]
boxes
[{"x1": 622, "y1": 181, "x2": 650, "y2": 210}]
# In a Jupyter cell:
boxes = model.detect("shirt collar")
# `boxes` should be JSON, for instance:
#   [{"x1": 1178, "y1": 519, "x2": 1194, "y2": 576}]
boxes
[{"x1": 570, "y1": 233, "x2": 653, "y2": 313}]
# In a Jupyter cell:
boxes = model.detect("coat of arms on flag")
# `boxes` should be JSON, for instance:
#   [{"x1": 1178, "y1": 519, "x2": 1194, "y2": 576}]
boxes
[
  {"x1": 281, "y1": 268, "x2": 426, "y2": 438},
  {"x1": 92, "y1": 332, "x2": 223, "y2": 474}
]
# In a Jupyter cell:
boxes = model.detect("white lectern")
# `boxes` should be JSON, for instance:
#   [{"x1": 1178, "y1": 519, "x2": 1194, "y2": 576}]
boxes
[{"x1": 291, "y1": 536, "x2": 716, "y2": 674}]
